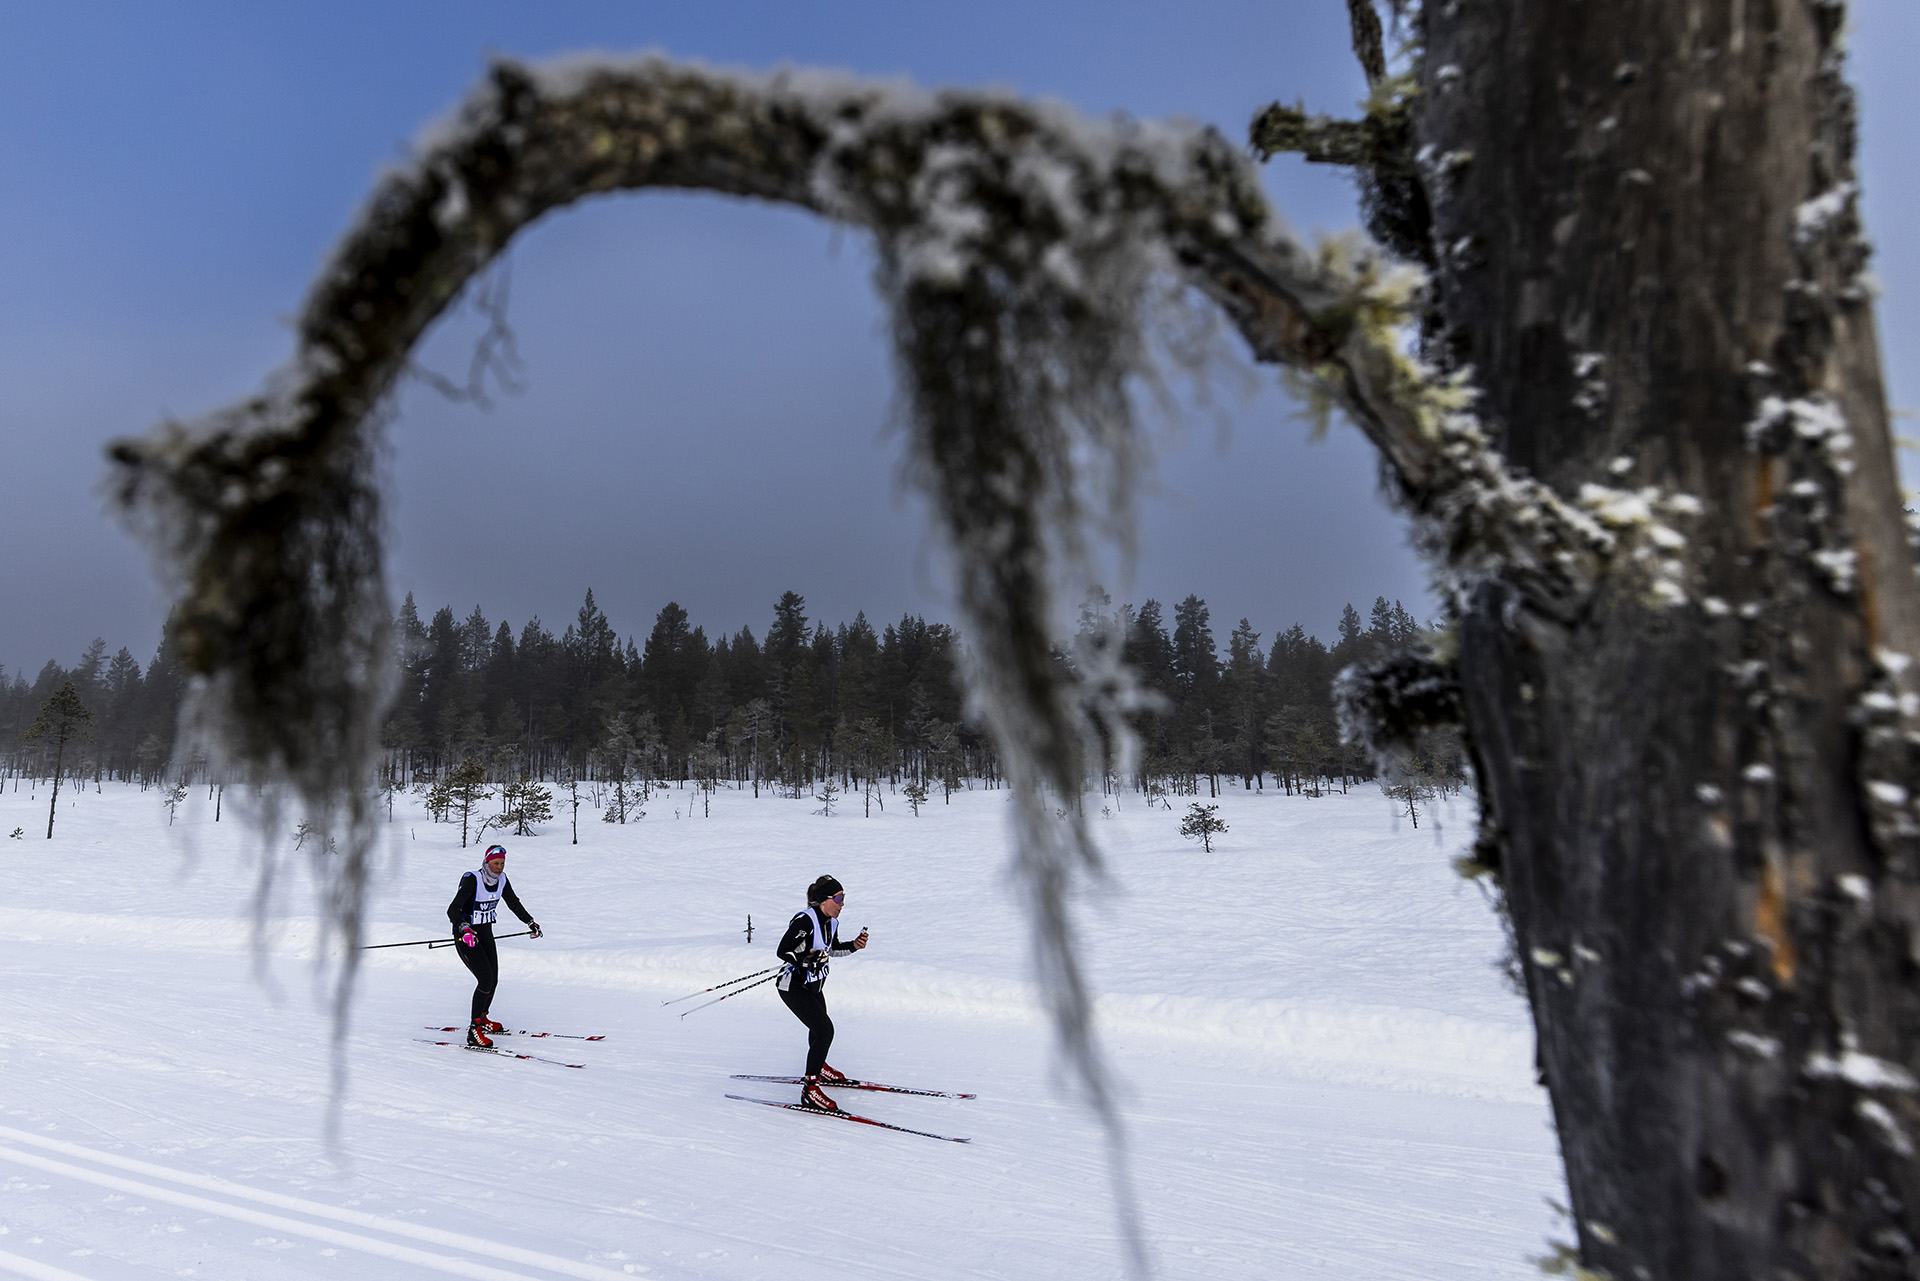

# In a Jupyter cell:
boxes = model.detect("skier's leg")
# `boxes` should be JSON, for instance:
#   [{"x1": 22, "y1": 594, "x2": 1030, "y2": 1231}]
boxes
[
  {"x1": 808, "y1": 1000, "x2": 835, "y2": 1079},
  {"x1": 460, "y1": 930, "x2": 498, "y2": 1022},
  {"x1": 777, "y1": 983, "x2": 809, "y2": 1041},
  {"x1": 778, "y1": 985, "x2": 835, "y2": 1078}
]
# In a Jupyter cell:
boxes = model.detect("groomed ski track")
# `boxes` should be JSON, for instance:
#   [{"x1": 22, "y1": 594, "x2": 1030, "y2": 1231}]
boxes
[
  {"x1": 0, "y1": 781, "x2": 1564, "y2": 1278},
  {"x1": 0, "y1": 1123, "x2": 629, "y2": 1280}
]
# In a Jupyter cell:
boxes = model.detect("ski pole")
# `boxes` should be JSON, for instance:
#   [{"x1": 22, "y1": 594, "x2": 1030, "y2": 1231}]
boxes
[
  {"x1": 426, "y1": 930, "x2": 533, "y2": 950},
  {"x1": 660, "y1": 966, "x2": 779, "y2": 1006},
  {"x1": 362, "y1": 929, "x2": 536, "y2": 951},
  {"x1": 678, "y1": 971, "x2": 780, "y2": 1018}
]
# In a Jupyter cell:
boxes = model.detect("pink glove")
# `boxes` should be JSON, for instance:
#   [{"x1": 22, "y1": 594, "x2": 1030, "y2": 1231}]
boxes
[{"x1": 461, "y1": 929, "x2": 477, "y2": 948}]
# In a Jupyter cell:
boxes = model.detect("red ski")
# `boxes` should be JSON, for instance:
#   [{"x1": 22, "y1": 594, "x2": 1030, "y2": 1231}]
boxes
[
  {"x1": 426, "y1": 1026, "x2": 606, "y2": 1041},
  {"x1": 725, "y1": 1094, "x2": 971, "y2": 1143},
  {"x1": 731, "y1": 1074, "x2": 975, "y2": 1099},
  {"x1": 414, "y1": 1039, "x2": 586, "y2": 1069}
]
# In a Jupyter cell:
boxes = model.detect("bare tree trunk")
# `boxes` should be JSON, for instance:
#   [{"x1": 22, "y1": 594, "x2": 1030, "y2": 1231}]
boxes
[
  {"x1": 1413, "y1": 3, "x2": 1920, "y2": 1276},
  {"x1": 45, "y1": 734, "x2": 64, "y2": 839}
]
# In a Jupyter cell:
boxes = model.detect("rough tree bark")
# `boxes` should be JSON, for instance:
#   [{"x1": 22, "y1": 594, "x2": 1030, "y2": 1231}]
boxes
[{"x1": 1308, "y1": 3, "x2": 1920, "y2": 1277}]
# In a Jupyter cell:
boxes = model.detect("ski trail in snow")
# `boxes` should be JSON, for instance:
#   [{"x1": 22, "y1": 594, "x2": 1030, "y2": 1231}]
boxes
[
  {"x1": 0, "y1": 1125, "x2": 636, "y2": 1280},
  {"x1": 0, "y1": 1250, "x2": 97, "y2": 1281}
]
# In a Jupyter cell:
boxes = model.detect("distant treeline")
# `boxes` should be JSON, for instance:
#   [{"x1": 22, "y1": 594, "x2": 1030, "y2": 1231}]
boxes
[{"x1": 0, "y1": 587, "x2": 1461, "y2": 801}]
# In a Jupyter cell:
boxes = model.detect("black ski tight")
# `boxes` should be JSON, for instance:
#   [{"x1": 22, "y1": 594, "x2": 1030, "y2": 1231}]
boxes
[
  {"x1": 778, "y1": 983, "x2": 834, "y2": 1078},
  {"x1": 455, "y1": 924, "x2": 499, "y2": 1021}
]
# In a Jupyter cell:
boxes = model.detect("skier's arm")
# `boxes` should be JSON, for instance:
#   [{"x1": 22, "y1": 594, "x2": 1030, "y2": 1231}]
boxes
[
  {"x1": 775, "y1": 917, "x2": 816, "y2": 966},
  {"x1": 447, "y1": 873, "x2": 478, "y2": 932},
  {"x1": 501, "y1": 879, "x2": 535, "y2": 925}
]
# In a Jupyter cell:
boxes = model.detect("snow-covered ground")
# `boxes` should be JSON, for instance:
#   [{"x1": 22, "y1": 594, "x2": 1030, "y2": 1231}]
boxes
[{"x1": 0, "y1": 775, "x2": 1564, "y2": 1279}]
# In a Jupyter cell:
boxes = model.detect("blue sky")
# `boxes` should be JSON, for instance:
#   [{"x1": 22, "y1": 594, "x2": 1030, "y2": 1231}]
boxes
[{"x1": 1, "y1": 2, "x2": 1914, "y2": 674}]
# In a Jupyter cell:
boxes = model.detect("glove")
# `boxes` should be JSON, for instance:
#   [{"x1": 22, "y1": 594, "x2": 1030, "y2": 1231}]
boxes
[
  {"x1": 461, "y1": 929, "x2": 477, "y2": 948},
  {"x1": 528, "y1": 922, "x2": 543, "y2": 939}
]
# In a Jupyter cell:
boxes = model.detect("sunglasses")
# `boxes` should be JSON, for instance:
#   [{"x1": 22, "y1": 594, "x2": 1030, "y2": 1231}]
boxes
[{"x1": 829, "y1": 892, "x2": 845, "y2": 904}]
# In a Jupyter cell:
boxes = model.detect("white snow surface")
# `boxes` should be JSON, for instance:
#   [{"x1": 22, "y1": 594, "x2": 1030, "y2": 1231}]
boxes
[{"x1": 0, "y1": 779, "x2": 1562, "y2": 1279}]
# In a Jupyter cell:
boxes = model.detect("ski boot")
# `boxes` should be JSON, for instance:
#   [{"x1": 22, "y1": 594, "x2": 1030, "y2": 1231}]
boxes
[
  {"x1": 800, "y1": 1076, "x2": 840, "y2": 1111},
  {"x1": 474, "y1": 1014, "x2": 504, "y2": 1034},
  {"x1": 818, "y1": 1062, "x2": 849, "y2": 1084},
  {"x1": 466, "y1": 1019, "x2": 494, "y2": 1048}
]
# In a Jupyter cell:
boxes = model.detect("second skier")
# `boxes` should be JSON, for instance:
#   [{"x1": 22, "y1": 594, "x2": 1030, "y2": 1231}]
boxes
[{"x1": 775, "y1": 874, "x2": 869, "y2": 1109}]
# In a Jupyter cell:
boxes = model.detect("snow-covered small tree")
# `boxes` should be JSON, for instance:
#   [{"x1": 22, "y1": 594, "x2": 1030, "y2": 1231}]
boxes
[
  {"x1": 1380, "y1": 768, "x2": 1428, "y2": 831},
  {"x1": 498, "y1": 775, "x2": 552, "y2": 836},
  {"x1": 161, "y1": 780, "x2": 188, "y2": 826},
  {"x1": 1178, "y1": 801, "x2": 1226, "y2": 853},
  {"x1": 903, "y1": 780, "x2": 929, "y2": 816}
]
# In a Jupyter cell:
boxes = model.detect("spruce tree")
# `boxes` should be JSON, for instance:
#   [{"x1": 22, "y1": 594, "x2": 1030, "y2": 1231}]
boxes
[
  {"x1": 445, "y1": 759, "x2": 490, "y2": 848},
  {"x1": 23, "y1": 679, "x2": 93, "y2": 839},
  {"x1": 1223, "y1": 619, "x2": 1266, "y2": 789},
  {"x1": 1179, "y1": 802, "x2": 1227, "y2": 853}
]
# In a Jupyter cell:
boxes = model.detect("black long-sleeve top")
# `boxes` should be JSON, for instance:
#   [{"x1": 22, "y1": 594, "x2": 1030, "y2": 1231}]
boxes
[{"x1": 446, "y1": 872, "x2": 534, "y2": 934}]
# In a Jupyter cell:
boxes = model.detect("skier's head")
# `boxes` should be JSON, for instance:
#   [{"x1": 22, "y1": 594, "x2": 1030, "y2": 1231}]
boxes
[
  {"x1": 807, "y1": 875, "x2": 844, "y2": 915},
  {"x1": 482, "y1": 844, "x2": 506, "y2": 872}
]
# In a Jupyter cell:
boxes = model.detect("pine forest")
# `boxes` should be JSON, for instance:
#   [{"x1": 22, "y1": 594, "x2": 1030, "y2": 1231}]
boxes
[{"x1": 0, "y1": 587, "x2": 1463, "y2": 827}]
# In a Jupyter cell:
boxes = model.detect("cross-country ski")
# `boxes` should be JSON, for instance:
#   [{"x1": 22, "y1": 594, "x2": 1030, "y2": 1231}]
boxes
[
  {"x1": 730, "y1": 1074, "x2": 975, "y2": 1099},
  {"x1": 725, "y1": 1094, "x2": 972, "y2": 1144},
  {"x1": 425, "y1": 1026, "x2": 607, "y2": 1041},
  {"x1": 412, "y1": 1038, "x2": 587, "y2": 1069}
]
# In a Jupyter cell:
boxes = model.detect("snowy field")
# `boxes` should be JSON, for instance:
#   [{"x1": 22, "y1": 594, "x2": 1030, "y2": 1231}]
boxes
[{"x1": 0, "y1": 775, "x2": 1564, "y2": 1279}]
